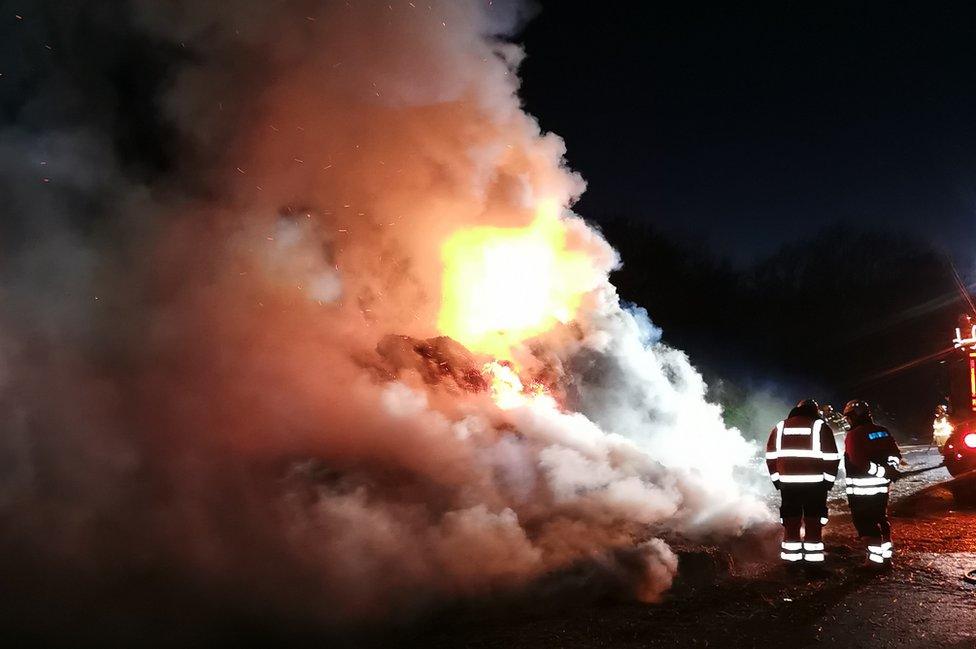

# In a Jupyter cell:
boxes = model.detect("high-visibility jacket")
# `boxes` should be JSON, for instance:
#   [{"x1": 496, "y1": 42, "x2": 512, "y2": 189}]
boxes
[
  {"x1": 765, "y1": 416, "x2": 840, "y2": 486},
  {"x1": 844, "y1": 423, "x2": 901, "y2": 496}
]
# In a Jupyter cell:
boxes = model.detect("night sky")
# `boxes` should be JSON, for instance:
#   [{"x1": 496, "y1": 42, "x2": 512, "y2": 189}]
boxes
[{"x1": 519, "y1": 2, "x2": 976, "y2": 266}]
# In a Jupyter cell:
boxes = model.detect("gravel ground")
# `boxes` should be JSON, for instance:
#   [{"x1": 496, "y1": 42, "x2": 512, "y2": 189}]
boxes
[{"x1": 391, "y1": 447, "x2": 976, "y2": 649}]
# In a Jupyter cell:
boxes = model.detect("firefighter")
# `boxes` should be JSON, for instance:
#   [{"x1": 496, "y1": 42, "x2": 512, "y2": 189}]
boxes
[
  {"x1": 842, "y1": 399, "x2": 902, "y2": 567},
  {"x1": 765, "y1": 399, "x2": 840, "y2": 565},
  {"x1": 932, "y1": 403, "x2": 952, "y2": 448},
  {"x1": 822, "y1": 403, "x2": 850, "y2": 433}
]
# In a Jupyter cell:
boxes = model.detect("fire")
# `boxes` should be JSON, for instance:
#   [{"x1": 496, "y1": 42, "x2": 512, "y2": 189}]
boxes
[
  {"x1": 483, "y1": 360, "x2": 555, "y2": 410},
  {"x1": 437, "y1": 200, "x2": 594, "y2": 359}
]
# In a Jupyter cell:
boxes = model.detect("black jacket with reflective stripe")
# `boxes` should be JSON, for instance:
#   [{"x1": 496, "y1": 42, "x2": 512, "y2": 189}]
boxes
[
  {"x1": 843, "y1": 423, "x2": 901, "y2": 496},
  {"x1": 765, "y1": 415, "x2": 840, "y2": 485}
]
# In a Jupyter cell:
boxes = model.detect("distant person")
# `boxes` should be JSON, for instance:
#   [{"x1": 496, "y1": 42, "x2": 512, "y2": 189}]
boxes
[
  {"x1": 822, "y1": 403, "x2": 850, "y2": 433},
  {"x1": 765, "y1": 399, "x2": 841, "y2": 566},
  {"x1": 842, "y1": 400, "x2": 902, "y2": 567},
  {"x1": 932, "y1": 404, "x2": 951, "y2": 448}
]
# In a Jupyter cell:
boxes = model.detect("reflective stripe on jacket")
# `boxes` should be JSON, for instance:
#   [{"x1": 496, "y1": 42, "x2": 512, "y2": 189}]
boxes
[
  {"x1": 844, "y1": 423, "x2": 901, "y2": 496},
  {"x1": 765, "y1": 416, "x2": 840, "y2": 485}
]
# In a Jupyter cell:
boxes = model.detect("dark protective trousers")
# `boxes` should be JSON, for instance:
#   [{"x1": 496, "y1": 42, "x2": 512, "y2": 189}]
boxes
[
  {"x1": 779, "y1": 484, "x2": 829, "y2": 562},
  {"x1": 847, "y1": 492, "x2": 890, "y2": 539}
]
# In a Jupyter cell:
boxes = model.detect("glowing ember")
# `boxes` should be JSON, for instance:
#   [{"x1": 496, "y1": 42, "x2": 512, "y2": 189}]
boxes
[
  {"x1": 483, "y1": 360, "x2": 555, "y2": 410},
  {"x1": 437, "y1": 200, "x2": 594, "y2": 359}
]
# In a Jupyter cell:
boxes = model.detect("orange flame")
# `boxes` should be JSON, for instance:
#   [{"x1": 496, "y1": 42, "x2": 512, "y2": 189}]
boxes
[
  {"x1": 482, "y1": 360, "x2": 556, "y2": 410},
  {"x1": 437, "y1": 200, "x2": 593, "y2": 359}
]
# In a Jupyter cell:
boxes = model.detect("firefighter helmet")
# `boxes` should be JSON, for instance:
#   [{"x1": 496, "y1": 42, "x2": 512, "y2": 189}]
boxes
[
  {"x1": 790, "y1": 398, "x2": 822, "y2": 419},
  {"x1": 843, "y1": 399, "x2": 872, "y2": 425}
]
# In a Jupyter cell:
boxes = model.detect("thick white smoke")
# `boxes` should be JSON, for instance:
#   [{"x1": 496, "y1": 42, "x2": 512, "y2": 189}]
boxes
[{"x1": 0, "y1": 0, "x2": 772, "y2": 637}]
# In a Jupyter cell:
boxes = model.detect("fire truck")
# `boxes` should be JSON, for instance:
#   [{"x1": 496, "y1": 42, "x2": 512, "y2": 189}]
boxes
[{"x1": 941, "y1": 315, "x2": 976, "y2": 476}]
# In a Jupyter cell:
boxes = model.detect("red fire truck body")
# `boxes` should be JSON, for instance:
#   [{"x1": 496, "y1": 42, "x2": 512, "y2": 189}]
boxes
[{"x1": 943, "y1": 318, "x2": 976, "y2": 476}]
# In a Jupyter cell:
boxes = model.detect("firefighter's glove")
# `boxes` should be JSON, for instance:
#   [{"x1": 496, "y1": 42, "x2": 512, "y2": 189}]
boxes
[{"x1": 886, "y1": 466, "x2": 903, "y2": 482}]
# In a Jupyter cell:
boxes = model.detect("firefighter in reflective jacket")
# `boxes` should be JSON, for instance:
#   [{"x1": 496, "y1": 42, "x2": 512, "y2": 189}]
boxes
[
  {"x1": 765, "y1": 399, "x2": 840, "y2": 564},
  {"x1": 843, "y1": 400, "x2": 902, "y2": 567}
]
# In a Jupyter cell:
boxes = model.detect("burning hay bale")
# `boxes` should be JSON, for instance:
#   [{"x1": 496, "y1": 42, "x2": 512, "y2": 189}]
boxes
[{"x1": 373, "y1": 334, "x2": 489, "y2": 394}]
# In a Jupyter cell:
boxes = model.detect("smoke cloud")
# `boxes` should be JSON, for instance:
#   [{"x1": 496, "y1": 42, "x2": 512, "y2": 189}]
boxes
[{"x1": 0, "y1": 0, "x2": 771, "y2": 641}]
